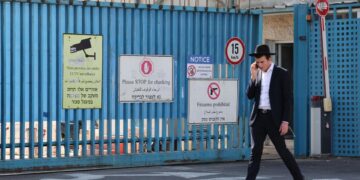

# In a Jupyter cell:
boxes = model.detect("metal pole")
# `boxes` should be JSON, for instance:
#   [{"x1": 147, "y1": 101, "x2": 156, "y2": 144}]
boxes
[
  {"x1": 218, "y1": 64, "x2": 222, "y2": 79},
  {"x1": 225, "y1": 63, "x2": 228, "y2": 79},
  {"x1": 320, "y1": 15, "x2": 332, "y2": 112},
  {"x1": 232, "y1": 65, "x2": 235, "y2": 78}
]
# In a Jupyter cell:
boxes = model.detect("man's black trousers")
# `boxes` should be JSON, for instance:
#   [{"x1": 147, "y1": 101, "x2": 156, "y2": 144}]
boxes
[{"x1": 246, "y1": 111, "x2": 303, "y2": 180}]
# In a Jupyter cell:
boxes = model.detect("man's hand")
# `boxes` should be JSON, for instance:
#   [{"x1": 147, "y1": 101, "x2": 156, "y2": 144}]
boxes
[
  {"x1": 250, "y1": 62, "x2": 258, "y2": 81},
  {"x1": 279, "y1": 121, "x2": 289, "y2": 136}
]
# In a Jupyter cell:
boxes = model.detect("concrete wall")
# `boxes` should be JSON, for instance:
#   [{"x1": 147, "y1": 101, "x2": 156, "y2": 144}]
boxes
[{"x1": 263, "y1": 14, "x2": 294, "y2": 42}]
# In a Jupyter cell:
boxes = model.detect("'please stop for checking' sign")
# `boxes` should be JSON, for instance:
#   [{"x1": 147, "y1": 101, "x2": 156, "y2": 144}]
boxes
[{"x1": 119, "y1": 55, "x2": 173, "y2": 102}]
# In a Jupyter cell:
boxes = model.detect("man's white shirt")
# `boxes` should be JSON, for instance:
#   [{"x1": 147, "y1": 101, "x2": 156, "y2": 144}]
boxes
[{"x1": 258, "y1": 63, "x2": 274, "y2": 110}]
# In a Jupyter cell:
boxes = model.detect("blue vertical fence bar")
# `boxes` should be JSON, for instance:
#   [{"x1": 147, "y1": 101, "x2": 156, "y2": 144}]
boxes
[
  {"x1": 116, "y1": 6, "x2": 125, "y2": 155},
  {"x1": 213, "y1": 11, "x2": 222, "y2": 151},
  {"x1": 114, "y1": 6, "x2": 121, "y2": 154},
  {"x1": 90, "y1": 5, "x2": 99, "y2": 156},
  {"x1": 163, "y1": 8, "x2": 171, "y2": 152},
  {"x1": 37, "y1": 2, "x2": 46, "y2": 158},
  {"x1": 132, "y1": 7, "x2": 140, "y2": 154},
  {"x1": 75, "y1": 2, "x2": 82, "y2": 157},
  {"x1": 11, "y1": 2, "x2": 19, "y2": 160},
  {"x1": 65, "y1": 4, "x2": 74, "y2": 158},
  {"x1": 57, "y1": 4, "x2": 65, "y2": 158},
  {"x1": 3, "y1": 2, "x2": 11, "y2": 160},
  {"x1": 0, "y1": 0, "x2": 261, "y2": 170},
  {"x1": 48, "y1": 2, "x2": 56, "y2": 158},
  {"x1": 179, "y1": 10, "x2": 188, "y2": 152},
  {"x1": 21, "y1": 2, "x2": 30, "y2": 159},
  {"x1": 82, "y1": 3, "x2": 91, "y2": 156},
  {"x1": 157, "y1": 8, "x2": 163, "y2": 152},
  {"x1": 294, "y1": 4, "x2": 310, "y2": 157},
  {"x1": 108, "y1": 6, "x2": 116, "y2": 155},
  {"x1": 73, "y1": 5, "x2": 81, "y2": 158},
  {"x1": 100, "y1": 4, "x2": 109, "y2": 156},
  {"x1": 207, "y1": 10, "x2": 215, "y2": 150},
  {"x1": 238, "y1": 12, "x2": 245, "y2": 155},
  {"x1": 0, "y1": 0, "x2": 3, "y2": 161},
  {"x1": 172, "y1": 12, "x2": 179, "y2": 151},
  {"x1": 228, "y1": 11, "x2": 236, "y2": 149},
  {"x1": 29, "y1": 2, "x2": 37, "y2": 159},
  {"x1": 220, "y1": 9, "x2": 228, "y2": 151},
  {"x1": 186, "y1": 9, "x2": 194, "y2": 151},
  {"x1": 139, "y1": 5, "x2": 147, "y2": 153},
  {"x1": 123, "y1": 7, "x2": 131, "y2": 154}
]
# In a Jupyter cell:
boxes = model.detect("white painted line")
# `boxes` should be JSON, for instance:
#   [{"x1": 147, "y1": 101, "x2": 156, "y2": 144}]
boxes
[
  {"x1": 41, "y1": 171, "x2": 219, "y2": 180},
  {"x1": 198, "y1": 175, "x2": 283, "y2": 180}
]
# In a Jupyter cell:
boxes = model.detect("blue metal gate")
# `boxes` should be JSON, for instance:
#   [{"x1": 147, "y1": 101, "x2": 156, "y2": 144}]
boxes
[
  {"x1": 294, "y1": 3, "x2": 360, "y2": 156},
  {"x1": 0, "y1": 0, "x2": 261, "y2": 170}
]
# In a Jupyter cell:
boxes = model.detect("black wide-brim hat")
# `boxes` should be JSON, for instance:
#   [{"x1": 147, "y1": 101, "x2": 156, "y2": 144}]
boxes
[{"x1": 249, "y1": 44, "x2": 276, "y2": 57}]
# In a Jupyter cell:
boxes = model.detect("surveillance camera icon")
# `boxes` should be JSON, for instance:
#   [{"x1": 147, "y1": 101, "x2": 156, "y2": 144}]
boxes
[{"x1": 70, "y1": 38, "x2": 96, "y2": 60}]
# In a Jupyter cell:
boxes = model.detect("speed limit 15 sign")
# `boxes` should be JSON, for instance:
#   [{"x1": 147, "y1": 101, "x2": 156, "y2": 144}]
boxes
[{"x1": 225, "y1": 37, "x2": 245, "y2": 65}]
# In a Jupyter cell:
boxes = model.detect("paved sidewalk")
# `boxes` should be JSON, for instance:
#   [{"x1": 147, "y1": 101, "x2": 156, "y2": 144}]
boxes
[{"x1": 3, "y1": 157, "x2": 360, "y2": 180}]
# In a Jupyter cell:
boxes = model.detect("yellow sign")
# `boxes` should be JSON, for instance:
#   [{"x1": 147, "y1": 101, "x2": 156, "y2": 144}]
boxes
[{"x1": 63, "y1": 34, "x2": 102, "y2": 109}]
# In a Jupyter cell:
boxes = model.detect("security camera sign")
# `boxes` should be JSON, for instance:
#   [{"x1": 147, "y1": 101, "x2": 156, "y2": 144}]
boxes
[
  {"x1": 188, "y1": 79, "x2": 238, "y2": 124},
  {"x1": 63, "y1": 34, "x2": 103, "y2": 109}
]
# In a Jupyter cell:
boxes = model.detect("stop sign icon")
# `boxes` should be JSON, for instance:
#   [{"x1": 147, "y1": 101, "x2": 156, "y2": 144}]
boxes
[{"x1": 316, "y1": 0, "x2": 329, "y2": 16}]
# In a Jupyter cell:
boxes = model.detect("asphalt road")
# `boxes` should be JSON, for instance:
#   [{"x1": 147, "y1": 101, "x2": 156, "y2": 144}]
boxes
[{"x1": 2, "y1": 157, "x2": 360, "y2": 180}]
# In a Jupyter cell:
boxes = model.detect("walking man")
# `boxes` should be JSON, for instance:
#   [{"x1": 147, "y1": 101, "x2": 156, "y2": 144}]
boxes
[{"x1": 246, "y1": 44, "x2": 304, "y2": 180}]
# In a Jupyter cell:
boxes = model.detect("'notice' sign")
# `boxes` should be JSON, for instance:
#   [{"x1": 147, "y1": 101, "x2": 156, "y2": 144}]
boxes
[{"x1": 187, "y1": 55, "x2": 213, "y2": 79}]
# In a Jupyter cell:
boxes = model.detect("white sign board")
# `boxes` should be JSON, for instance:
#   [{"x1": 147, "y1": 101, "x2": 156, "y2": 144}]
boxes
[
  {"x1": 119, "y1": 55, "x2": 173, "y2": 102},
  {"x1": 186, "y1": 55, "x2": 213, "y2": 79},
  {"x1": 188, "y1": 79, "x2": 238, "y2": 124}
]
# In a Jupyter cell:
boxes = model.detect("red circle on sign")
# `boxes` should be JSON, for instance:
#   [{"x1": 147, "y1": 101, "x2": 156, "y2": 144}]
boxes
[
  {"x1": 140, "y1": 58, "x2": 153, "y2": 76},
  {"x1": 187, "y1": 65, "x2": 196, "y2": 77},
  {"x1": 225, "y1": 37, "x2": 245, "y2": 65},
  {"x1": 316, "y1": 0, "x2": 329, "y2": 16},
  {"x1": 207, "y1": 82, "x2": 220, "y2": 100}
]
